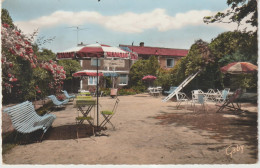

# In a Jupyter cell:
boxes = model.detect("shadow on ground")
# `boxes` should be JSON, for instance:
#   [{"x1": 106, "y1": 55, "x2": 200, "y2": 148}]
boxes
[
  {"x1": 44, "y1": 124, "x2": 95, "y2": 140},
  {"x1": 154, "y1": 104, "x2": 258, "y2": 160}
]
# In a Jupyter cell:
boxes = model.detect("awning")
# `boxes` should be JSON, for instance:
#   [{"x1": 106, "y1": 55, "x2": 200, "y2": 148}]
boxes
[
  {"x1": 72, "y1": 71, "x2": 103, "y2": 77},
  {"x1": 103, "y1": 72, "x2": 118, "y2": 77}
]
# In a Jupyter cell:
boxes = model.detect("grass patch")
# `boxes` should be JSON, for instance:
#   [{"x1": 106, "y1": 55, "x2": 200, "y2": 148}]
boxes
[{"x1": 36, "y1": 101, "x2": 54, "y2": 115}]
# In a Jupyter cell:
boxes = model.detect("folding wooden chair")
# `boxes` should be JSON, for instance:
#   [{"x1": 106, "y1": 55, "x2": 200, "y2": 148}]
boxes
[
  {"x1": 100, "y1": 98, "x2": 120, "y2": 130},
  {"x1": 216, "y1": 89, "x2": 243, "y2": 113}
]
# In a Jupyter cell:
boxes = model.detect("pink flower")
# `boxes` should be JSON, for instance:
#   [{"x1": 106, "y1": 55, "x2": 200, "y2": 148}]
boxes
[
  {"x1": 3, "y1": 23, "x2": 9, "y2": 28},
  {"x1": 16, "y1": 44, "x2": 21, "y2": 50},
  {"x1": 8, "y1": 74, "x2": 12, "y2": 78},
  {"x1": 15, "y1": 31, "x2": 20, "y2": 36},
  {"x1": 10, "y1": 78, "x2": 18, "y2": 82},
  {"x1": 31, "y1": 64, "x2": 36, "y2": 69},
  {"x1": 9, "y1": 48, "x2": 15, "y2": 55},
  {"x1": 24, "y1": 41, "x2": 30, "y2": 45}
]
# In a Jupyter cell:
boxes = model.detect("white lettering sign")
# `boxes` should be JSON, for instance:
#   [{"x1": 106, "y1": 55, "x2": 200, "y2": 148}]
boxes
[{"x1": 104, "y1": 60, "x2": 125, "y2": 67}]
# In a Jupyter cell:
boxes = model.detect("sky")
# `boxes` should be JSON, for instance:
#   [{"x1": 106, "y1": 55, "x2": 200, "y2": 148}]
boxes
[{"x1": 1, "y1": 0, "x2": 255, "y2": 53}]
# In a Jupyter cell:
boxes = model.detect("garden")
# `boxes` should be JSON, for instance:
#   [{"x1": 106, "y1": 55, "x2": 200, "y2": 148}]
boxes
[{"x1": 1, "y1": 0, "x2": 258, "y2": 164}]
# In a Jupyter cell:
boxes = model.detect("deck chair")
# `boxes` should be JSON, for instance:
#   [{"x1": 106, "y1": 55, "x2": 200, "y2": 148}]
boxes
[
  {"x1": 176, "y1": 92, "x2": 189, "y2": 109},
  {"x1": 164, "y1": 86, "x2": 177, "y2": 95},
  {"x1": 100, "y1": 98, "x2": 120, "y2": 130},
  {"x1": 48, "y1": 95, "x2": 69, "y2": 108},
  {"x1": 3, "y1": 101, "x2": 56, "y2": 141},
  {"x1": 216, "y1": 89, "x2": 243, "y2": 113},
  {"x1": 61, "y1": 90, "x2": 76, "y2": 101}
]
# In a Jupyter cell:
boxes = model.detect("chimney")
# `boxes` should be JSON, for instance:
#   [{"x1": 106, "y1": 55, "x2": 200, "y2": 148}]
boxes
[{"x1": 140, "y1": 42, "x2": 144, "y2": 47}]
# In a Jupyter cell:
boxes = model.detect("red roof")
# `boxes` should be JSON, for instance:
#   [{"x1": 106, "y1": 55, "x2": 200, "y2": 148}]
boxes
[{"x1": 120, "y1": 45, "x2": 188, "y2": 57}]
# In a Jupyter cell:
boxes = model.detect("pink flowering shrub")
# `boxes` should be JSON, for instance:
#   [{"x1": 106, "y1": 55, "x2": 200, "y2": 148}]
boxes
[
  {"x1": 40, "y1": 60, "x2": 66, "y2": 92},
  {"x1": 1, "y1": 23, "x2": 66, "y2": 103}
]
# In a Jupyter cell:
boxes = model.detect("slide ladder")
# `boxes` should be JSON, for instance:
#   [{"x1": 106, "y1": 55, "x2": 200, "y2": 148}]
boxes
[{"x1": 162, "y1": 70, "x2": 201, "y2": 102}]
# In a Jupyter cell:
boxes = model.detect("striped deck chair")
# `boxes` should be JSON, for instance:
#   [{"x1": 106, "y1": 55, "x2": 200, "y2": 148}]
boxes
[
  {"x1": 3, "y1": 101, "x2": 56, "y2": 140},
  {"x1": 61, "y1": 90, "x2": 76, "y2": 101},
  {"x1": 48, "y1": 95, "x2": 69, "y2": 108},
  {"x1": 216, "y1": 89, "x2": 243, "y2": 113}
]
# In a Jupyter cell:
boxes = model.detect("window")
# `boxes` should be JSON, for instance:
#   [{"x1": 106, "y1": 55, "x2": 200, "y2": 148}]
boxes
[
  {"x1": 88, "y1": 76, "x2": 99, "y2": 85},
  {"x1": 119, "y1": 74, "x2": 128, "y2": 85},
  {"x1": 166, "y1": 59, "x2": 174, "y2": 68},
  {"x1": 91, "y1": 59, "x2": 100, "y2": 66}
]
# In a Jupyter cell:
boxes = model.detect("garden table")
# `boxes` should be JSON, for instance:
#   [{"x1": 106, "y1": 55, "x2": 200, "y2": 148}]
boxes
[
  {"x1": 75, "y1": 96, "x2": 96, "y2": 127},
  {"x1": 78, "y1": 91, "x2": 91, "y2": 96}
]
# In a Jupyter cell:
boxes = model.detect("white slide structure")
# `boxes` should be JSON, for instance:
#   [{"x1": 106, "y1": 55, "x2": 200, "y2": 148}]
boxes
[{"x1": 162, "y1": 70, "x2": 201, "y2": 102}]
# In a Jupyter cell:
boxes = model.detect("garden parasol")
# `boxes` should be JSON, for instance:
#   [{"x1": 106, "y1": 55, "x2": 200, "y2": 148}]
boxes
[
  {"x1": 220, "y1": 62, "x2": 257, "y2": 74},
  {"x1": 220, "y1": 62, "x2": 258, "y2": 91},
  {"x1": 142, "y1": 75, "x2": 157, "y2": 87},
  {"x1": 57, "y1": 43, "x2": 137, "y2": 127},
  {"x1": 72, "y1": 70, "x2": 103, "y2": 78}
]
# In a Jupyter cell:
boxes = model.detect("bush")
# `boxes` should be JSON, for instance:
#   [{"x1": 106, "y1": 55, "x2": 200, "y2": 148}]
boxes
[
  {"x1": 100, "y1": 88, "x2": 110, "y2": 96},
  {"x1": 118, "y1": 88, "x2": 139, "y2": 95}
]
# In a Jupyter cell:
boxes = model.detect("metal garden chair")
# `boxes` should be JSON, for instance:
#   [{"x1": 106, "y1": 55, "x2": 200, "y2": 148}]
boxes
[
  {"x1": 100, "y1": 98, "x2": 120, "y2": 130},
  {"x1": 191, "y1": 90, "x2": 208, "y2": 112},
  {"x1": 176, "y1": 92, "x2": 190, "y2": 109},
  {"x1": 215, "y1": 88, "x2": 230, "y2": 103}
]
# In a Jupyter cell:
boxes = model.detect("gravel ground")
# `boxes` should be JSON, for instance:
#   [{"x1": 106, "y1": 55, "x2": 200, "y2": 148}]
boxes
[{"x1": 2, "y1": 93, "x2": 258, "y2": 165}]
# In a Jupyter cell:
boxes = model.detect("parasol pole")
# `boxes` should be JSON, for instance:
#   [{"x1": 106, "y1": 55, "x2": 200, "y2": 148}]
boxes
[{"x1": 96, "y1": 55, "x2": 99, "y2": 127}]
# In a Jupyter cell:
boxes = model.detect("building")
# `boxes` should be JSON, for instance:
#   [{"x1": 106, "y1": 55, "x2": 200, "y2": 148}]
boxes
[
  {"x1": 79, "y1": 57, "x2": 135, "y2": 91},
  {"x1": 59, "y1": 42, "x2": 188, "y2": 91},
  {"x1": 119, "y1": 42, "x2": 189, "y2": 70}
]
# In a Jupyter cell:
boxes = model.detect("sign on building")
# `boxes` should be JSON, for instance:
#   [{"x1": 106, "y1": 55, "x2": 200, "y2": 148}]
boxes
[{"x1": 104, "y1": 59, "x2": 125, "y2": 68}]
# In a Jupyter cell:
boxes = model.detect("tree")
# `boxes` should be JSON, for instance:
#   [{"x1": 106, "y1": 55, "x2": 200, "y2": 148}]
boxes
[
  {"x1": 129, "y1": 60, "x2": 147, "y2": 91},
  {"x1": 1, "y1": 8, "x2": 14, "y2": 28},
  {"x1": 169, "y1": 39, "x2": 218, "y2": 92},
  {"x1": 209, "y1": 31, "x2": 257, "y2": 64},
  {"x1": 203, "y1": 0, "x2": 257, "y2": 29},
  {"x1": 209, "y1": 31, "x2": 257, "y2": 91},
  {"x1": 129, "y1": 56, "x2": 161, "y2": 91},
  {"x1": 1, "y1": 9, "x2": 66, "y2": 104},
  {"x1": 36, "y1": 48, "x2": 56, "y2": 61},
  {"x1": 58, "y1": 60, "x2": 81, "y2": 79},
  {"x1": 145, "y1": 55, "x2": 160, "y2": 76}
]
